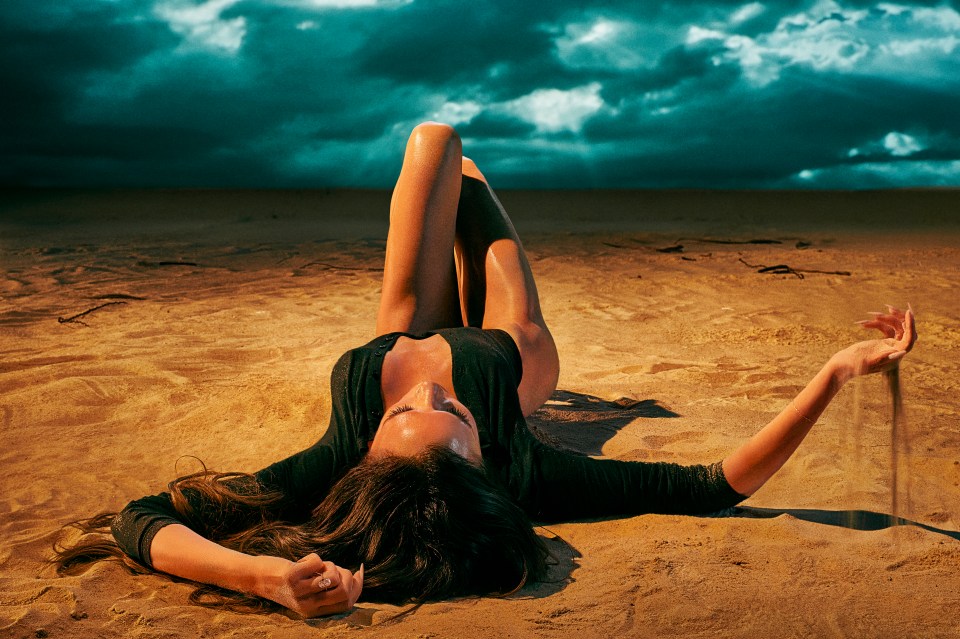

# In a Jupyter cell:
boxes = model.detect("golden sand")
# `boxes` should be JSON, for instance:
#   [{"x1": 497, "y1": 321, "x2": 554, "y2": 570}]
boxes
[{"x1": 2, "y1": 189, "x2": 958, "y2": 638}]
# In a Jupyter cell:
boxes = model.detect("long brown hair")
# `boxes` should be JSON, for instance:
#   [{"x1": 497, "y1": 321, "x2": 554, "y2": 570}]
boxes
[{"x1": 53, "y1": 447, "x2": 549, "y2": 612}]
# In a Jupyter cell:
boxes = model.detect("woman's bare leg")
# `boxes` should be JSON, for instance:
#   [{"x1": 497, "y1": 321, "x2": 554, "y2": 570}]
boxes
[
  {"x1": 454, "y1": 160, "x2": 543, "y2": 329},
  {"x1": 376, "y1": 122, "x2": 464, "y2": 335},
  {"x1": 454, "y1": 158, "x2": 559, "y2": 415}
]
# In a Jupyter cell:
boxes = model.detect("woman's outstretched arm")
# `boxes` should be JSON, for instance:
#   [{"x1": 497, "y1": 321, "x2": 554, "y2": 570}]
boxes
[
  {"x1": 722, "y1": 306, "x2": 917, "y2": 496},
  {"x1": 150, "y1": 524, "x2": 363, "y2": 617}
]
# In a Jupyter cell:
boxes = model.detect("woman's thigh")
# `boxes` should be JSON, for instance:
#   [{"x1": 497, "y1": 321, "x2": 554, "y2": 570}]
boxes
[
  {"x1": 454, "y1": 162, "x2": 544, "y2": 331},
  {"x1": 376, "y1": 123, "x2": 464, "y2": 336},
  {"x1": 455, "y1": 161, "x2": 559, "y2": 415}
]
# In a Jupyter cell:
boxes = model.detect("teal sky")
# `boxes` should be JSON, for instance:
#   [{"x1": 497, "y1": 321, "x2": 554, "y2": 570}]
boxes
[{"x1": 3, "y1": 0, "x2": 960, "y2": 189}]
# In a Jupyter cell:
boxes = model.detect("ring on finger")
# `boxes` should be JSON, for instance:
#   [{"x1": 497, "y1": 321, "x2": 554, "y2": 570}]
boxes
[{"x1": 317, "y1": 577, "x2": 334, "y2": 590}]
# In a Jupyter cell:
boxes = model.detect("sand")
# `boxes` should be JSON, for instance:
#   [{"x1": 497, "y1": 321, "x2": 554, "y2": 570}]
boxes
[{"x1": 1, "y1": 189, "x2": 959, "y2": 638}]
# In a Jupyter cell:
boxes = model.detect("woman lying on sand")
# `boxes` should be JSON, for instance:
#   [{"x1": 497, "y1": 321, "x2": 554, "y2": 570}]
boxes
[{"x1": 55, "y1": 122, "x2": 917, "y2": 618}]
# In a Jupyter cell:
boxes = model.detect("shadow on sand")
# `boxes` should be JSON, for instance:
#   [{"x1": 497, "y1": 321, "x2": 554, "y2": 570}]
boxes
[
  {"x1": 521, "y1": 392, "x2": 960, "y2": 599},
  {"x1": 733, "y1": 506, "x2": 960, "y2": 541},
  {"x1": 526, "y1": 389, "x2": 680, "y2": 456},
  {"x1": 511, "y1": 389, "x2": 682, "y2": 598}
]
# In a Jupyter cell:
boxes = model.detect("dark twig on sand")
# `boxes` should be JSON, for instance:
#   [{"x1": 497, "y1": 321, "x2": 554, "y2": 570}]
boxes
[
  {"x1": 793, "y1": 267, "x2": 852, "y2": 276},
  {"x1": 137, "y1": 260, "x2": 199, "y2": 268},
  {"x1": 739, "y1": 258, "x2": 803, "y2": 278},
  {"x1": 738, "y1": 258, "x2": 851, "y2": 279},
  {"x1": 299, "y1": 261, "x2": 384, "y2": 272},
  {"x1": 93, "y1": 294, "x2": 147, "y2": 300},
  {"x1": 677, "y1": 237, "x2": 783, "y2": 245},
  {"x1": 658, "y1": 238, "x2": 813, "y2": 254},
  {"x1": 58, "y1": 301, "x2": 127, "y2": 325}
]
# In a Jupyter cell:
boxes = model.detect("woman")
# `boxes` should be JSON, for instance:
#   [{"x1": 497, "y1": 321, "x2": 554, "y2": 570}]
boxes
[{"x1": 55, "y1": 122, "x2": 917, "y2": 618}]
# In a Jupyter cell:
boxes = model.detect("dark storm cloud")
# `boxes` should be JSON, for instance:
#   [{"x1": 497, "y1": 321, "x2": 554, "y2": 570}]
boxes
[
  {"x1": 2, "y1": 0, "x2": 959, "y2": 188},
  {"x1": 0, "y1": 2, "x2": 171, "y2": 131},
  {"x1": 353, "y1": 3, "x2": 561, "y2": 88},
  {"x1": 576, "y1": 65, "x2": 960, "y2": 188},
  {"x1": 459, "y1": 113, "x2": 537, "y2": 139}
]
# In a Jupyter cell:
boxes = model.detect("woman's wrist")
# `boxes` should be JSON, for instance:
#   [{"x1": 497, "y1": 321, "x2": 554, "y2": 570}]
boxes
[
  {"x1": 248, "y1": 555, "x2": 290, "y2": 601},
  {"x1": 825, "y1": 352, "x2": 855, "y2": 388}
]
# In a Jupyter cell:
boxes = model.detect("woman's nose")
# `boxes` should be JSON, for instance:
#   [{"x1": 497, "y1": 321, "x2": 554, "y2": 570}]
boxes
[{"x1": 414, "y1": 381, "x2": 446, "y2": 408}]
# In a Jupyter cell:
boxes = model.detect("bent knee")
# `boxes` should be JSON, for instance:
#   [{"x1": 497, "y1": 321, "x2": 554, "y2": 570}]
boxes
[
  {"x1": 409, "y1": 121, "x2": 461, "y2": 153},
  {"x1": 461, "y1": 156, "x2": 488, "y2": 183}
]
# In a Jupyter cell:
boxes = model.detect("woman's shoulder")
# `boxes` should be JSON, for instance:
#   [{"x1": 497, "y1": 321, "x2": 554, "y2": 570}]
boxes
[
  {"x1": 328, "y1": 337, "x2": 391, "y2": 400},
  {"x1": 333, "y1": 333, "x2": 403, "y2": 368}
]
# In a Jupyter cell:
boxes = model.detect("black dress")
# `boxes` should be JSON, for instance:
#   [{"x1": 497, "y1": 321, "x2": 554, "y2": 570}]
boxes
[{"x1": 112, "y1": 328, "x2": 745, "y2": 567}]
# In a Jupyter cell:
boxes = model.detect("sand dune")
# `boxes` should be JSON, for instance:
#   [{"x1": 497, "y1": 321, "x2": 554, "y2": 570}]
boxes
[{"x1": 1, "y1": 189, "x2": 959, "y2": 638}]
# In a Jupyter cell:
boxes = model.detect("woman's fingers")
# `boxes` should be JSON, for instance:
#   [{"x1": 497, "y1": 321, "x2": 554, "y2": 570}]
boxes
[
  {"x1": 313, "y1": 573, "x2": 335, "y2": 591},
  {"x1": 303, "y1": 564, "x2": 364, "y2": 617},
  {"x1": 285, "y1": 555, "x2": 366, "y2": 618},
  {"x1": 318, "y1": 566, "x2": 346, "y2": 592},
  {"x1": 292, "y1": 554, "x2": 345, "y2": 596},
  {"x1": 858, "y1": 318, "x2": 897, "y2": 338},
  {"x1": 335, "y1": 565, "x2": 363, "y2": 606},
  {"x1": 868, "y1": 312, "x2": 904, "y2": 337},
  {"x1": 861, "y1": 305, "x2": 916, "y2": 342},
  {"x1": 291, "y1": 553, "x2": 326, "y2": 582},
  {"x1": 899, "y1": 307, "x2": 917, "y2": 352},
  {"x1": 859, "y1": 315, "x2": 901, "y2": 338},
  {"x1": 324, "y1": 566, "x2": 356, "y2": 601},
  {"x1": 353, "y1": 564, "x2": 365, "y2": 601},
  {"x1": 842, "y1": 305, "x2": 917, "y2": 378},
  {"x1": 885, "y1": 304, "x2": 906, "y2": 321}
]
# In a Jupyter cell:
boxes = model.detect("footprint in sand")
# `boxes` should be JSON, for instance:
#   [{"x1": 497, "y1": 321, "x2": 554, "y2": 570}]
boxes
[
  {"x1": 571, "y1": 302, "x2": 635, "y2": 321},
  {"x1": 581, "y1": 364, "x2": 648, "y2": 381},
  {"x1": 649, "y1": 362, "x2": 689, "y2": 374}
]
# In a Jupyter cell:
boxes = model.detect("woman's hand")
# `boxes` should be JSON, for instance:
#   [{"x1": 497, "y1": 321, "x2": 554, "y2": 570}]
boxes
[
  {"x1": 830, "y1": 305, "x2": 917, "y2": 381},
  {"x1": 255, "y1": 553, "x2": 364, "y2": 618}
]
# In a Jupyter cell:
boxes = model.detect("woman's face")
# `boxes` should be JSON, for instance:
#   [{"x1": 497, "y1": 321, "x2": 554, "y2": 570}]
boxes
[{"x1": 369, "y1": 381, "x2": 482, "y2": 463}]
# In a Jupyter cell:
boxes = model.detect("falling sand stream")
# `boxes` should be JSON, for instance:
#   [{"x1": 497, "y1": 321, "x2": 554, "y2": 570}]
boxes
[
  {"x1": 885, "y1": 365, "x2": 913, "y2": 527},
  {"x1": 844, "y1": 365, "x2": 912, "y2": 530},
  {"x1": 828, "y1": 288, "x2": 914, "y2": 532}
]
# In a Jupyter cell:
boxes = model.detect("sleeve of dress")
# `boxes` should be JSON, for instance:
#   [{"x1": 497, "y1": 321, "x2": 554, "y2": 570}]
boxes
[
  {"x1": 110, "y1": 443, "x2": 343, "y2": 567},
  {"x1": 111, "y1": 351, "x2": 364, "y2": 567},
  {"x1": 510, "y1": 435, "x2": 747, "y2": 521}
]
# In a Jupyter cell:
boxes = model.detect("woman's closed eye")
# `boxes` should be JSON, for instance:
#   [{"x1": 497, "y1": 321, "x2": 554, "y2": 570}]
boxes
[
  {"x1": 387, "y1": 403, "x2": 470, "y2": 425},
  {"x1": 388, "y1": 404, "x2": 413, "y2": 417},
  {"x1": 446, "y1": 405, "x2": 470, "y2": 423}
]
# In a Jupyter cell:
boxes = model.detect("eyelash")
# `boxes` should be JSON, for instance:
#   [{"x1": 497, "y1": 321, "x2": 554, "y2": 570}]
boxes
[
  {"x1": 387, "y1": 404, "x2": 470, "y2": 422},
  {"x1": 447, "y1": 406, "x2": 470, "y2": 422}
]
